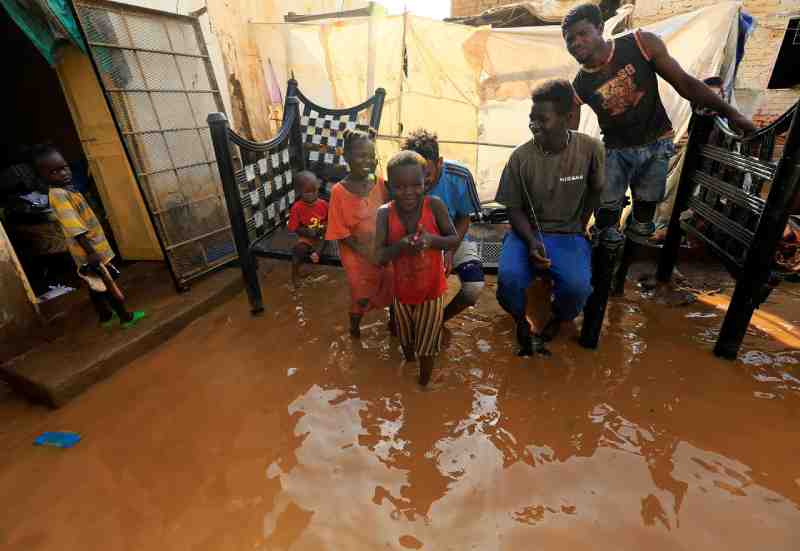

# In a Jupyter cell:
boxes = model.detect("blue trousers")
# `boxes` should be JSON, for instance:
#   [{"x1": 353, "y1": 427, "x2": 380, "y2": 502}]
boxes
[{"x1": 496, "y1": 231, "x2": 592, "y2": 322}]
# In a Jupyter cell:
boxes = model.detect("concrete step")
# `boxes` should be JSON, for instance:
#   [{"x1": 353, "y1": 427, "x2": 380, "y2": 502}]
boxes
[{"x1": 0, "y1": 264, "x2": 242, "y2": 408}]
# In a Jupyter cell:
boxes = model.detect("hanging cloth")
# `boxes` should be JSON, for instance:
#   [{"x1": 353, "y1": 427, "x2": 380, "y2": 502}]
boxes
[{"x1": 0, "y1": 0, "x2": 87, "y2": 66}]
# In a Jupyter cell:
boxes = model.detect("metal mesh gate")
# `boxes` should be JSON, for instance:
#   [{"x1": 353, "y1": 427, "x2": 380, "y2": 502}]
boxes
[{"x1": 73, "y1": 0, "x2": 235, "y2": 286}]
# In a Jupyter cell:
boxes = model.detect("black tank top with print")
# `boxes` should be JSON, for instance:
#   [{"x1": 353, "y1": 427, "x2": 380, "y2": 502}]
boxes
[{"x1": 572, "y1": 30, "x2": 673, "y2": 149}]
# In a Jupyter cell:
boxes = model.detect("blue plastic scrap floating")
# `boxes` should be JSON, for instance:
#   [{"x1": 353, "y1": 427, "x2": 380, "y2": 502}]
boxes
[{"x1": 34, "y1": 432, "x2": 81, "y2": 449}]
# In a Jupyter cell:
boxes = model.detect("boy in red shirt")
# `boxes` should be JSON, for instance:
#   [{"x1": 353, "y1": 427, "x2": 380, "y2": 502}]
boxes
[
  {"x1": 375, "y1": 151, "x2": 459, "y2": 386},
  {"x1": 288, "y1": 171, "x2": 328, "y2": 288}
]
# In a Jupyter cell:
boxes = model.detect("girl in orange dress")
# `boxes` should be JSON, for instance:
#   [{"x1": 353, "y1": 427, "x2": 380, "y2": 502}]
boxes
[{"x1": 325, "y1": 129, "x2": 393, "y2": 337}]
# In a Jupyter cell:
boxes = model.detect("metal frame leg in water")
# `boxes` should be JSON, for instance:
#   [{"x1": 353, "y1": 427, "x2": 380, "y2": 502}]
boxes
[
  {"x1": 657, "y1": 115, "x2": 714, "y2": 284},
  {"x1": 580, "y1": 241, "x2": 618, "y2": 349}
]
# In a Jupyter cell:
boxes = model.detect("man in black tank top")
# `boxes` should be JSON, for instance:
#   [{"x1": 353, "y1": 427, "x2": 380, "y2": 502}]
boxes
[{"x1": 562, "y1": 3, "x2": 755, "y2": 294}]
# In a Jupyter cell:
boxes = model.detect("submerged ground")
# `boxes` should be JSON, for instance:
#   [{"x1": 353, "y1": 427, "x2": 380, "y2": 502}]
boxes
[{"x1": 1, "y1": 261, "x2": 799, "y2": 550}]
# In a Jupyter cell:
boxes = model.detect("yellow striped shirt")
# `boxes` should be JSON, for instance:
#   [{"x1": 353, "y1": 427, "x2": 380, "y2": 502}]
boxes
[{"x1": 48, "y1": 187, "x2": 114, "y2": 267}]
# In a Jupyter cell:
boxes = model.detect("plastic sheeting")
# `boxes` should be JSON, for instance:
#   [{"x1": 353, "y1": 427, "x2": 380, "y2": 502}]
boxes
[{"x1": 253, "y1": 2, "x2": 741, "y2": 203}]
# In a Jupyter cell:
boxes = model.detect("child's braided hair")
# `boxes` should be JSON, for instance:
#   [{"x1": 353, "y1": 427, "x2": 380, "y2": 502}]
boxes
[{"x1": 342, "y1": 127, "x2": 376, "y2": 156}]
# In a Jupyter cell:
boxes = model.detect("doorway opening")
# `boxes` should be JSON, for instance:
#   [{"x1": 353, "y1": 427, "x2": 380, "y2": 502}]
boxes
[{"x1": 0, "y1": 8, "x2": 117, "y2": 317}]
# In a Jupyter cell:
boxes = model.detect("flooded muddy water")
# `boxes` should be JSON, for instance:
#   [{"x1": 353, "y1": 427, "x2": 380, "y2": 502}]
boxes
[{"x1": 2, "y1": 262, "x2": 800, "y2": 550}]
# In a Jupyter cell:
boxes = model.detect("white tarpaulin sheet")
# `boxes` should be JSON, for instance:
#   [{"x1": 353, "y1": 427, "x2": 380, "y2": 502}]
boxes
[{"x1": 254, "y1": 2, "x2": 741, "y2": 203}]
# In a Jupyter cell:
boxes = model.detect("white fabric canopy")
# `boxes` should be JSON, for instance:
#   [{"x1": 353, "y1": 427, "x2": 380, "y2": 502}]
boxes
[{"x1": 254, "y1": 2, "x2": 741, "y2": 202}]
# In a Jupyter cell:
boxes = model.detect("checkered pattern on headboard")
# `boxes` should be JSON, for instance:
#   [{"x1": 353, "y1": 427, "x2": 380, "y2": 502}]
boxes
[
  {"x1": 211, "y1": 84, "x2": 385, "y2": 258},
  {"x1": 286, "y1": 79, "x2": 386, "y2": 174},
  {"x1": 301, "y1": 107, "x2": 370, "y2": 168},
  {"x1": 235, "y1": 145, "x2": 295, "y2": 244}
]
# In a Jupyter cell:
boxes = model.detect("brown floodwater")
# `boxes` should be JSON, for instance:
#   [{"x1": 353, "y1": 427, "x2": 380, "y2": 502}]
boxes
[{"x1": 1, "y1": 262, "x2": 800, "y2": 550}]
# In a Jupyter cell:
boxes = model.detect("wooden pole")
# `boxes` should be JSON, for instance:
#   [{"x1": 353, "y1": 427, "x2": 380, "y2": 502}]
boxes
[
  {"x1": 366, "y1": 2, "x2": 376, "y2": 100},
  {"x1": 397, "y1": 9, "x2": 408, "y2": 137}
]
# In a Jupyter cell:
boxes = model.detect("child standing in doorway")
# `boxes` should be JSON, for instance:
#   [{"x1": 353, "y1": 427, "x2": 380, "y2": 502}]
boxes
[
  {"x1": 288, "y1": 170, "x2": 328, "y2": 288},
  {"x1": 34, "y1": 144, "x2": 145, "y2": 328},
  {"x1": 325, "y1": 129, "x2": 393, "y2": 338},
  {"x1": 375, "y1": 151, "x2": 459, "y2": 386}
]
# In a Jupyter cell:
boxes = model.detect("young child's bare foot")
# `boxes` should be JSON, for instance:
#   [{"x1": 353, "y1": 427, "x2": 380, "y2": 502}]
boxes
[
  {"x1": 387, "y1": 306, "x2": 398, "y2": 336},
  {"x1": 440, "y1": 326, "x2": 453, "y2": 348},
  {"x1": 349, "y1": 300, "x2": 369, "y2": 338},
  {"x1": 419, "y1": 358, "x2": 433, "y2": 386},
  {"x1": 349, "y1": 314, "x2": 362, "y2": 338},
  {"x1": 291, "y1": 260, "x2": 301, "y2": 290}
]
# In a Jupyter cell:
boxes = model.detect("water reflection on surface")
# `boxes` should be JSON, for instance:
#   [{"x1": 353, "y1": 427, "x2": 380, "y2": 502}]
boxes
[
  {"x1": 1, "y1": 264, "x2": 799, "y2": 550},
  {"x1": 256, "y1": 268, "x2": 800, "y2": 550}
]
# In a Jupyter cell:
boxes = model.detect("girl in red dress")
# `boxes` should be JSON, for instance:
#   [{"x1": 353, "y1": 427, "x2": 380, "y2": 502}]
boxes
[{"x1": 375, "y1": 151, "x2": 459, "y2": 385}]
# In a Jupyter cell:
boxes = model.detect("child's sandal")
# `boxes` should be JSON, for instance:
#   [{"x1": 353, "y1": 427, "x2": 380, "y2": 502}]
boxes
[{"x1": 121, "y1": 311, "x2": 147, "y2": 329}]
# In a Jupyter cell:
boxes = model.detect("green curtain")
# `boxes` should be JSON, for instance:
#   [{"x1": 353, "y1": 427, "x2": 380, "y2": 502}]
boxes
[{"x1": 1, "y1": 0, "x2": 87, "y2": 66}]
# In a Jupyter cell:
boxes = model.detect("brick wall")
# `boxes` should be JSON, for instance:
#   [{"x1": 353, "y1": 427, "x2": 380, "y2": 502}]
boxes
[{"x1": 636, "y1": 0, "x2": 799, "y2": 124}]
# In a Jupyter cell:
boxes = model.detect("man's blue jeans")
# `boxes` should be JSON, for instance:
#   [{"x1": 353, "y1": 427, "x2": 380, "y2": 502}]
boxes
[
  {"x1": 603, "y1": 138, "x2": 676, "y2": 210},
  {"x1": 496, "y1": 231, "x2": 592, "y2": 322}
]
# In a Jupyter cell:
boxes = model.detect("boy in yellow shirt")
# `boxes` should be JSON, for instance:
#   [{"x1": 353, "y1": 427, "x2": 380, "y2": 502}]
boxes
[{"x1": 34, "y1": 145, "x2": 144, "y2": 328}]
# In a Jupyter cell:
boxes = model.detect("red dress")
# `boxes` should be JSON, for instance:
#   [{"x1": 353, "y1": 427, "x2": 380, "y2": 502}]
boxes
[
  {"x1": 387, "y1": 197, "x2": 447, "y2": 305},
  {"x1": 326, "y1": 178, "x2": 393, "y2": 314}
]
